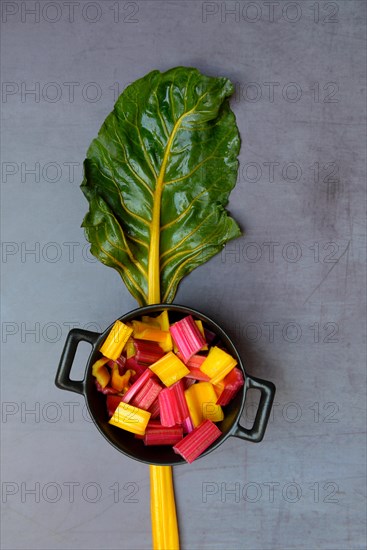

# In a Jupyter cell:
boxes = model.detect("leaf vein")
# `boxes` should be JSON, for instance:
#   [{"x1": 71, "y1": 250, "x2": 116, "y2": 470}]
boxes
[
  {"x1": 160, "y1": 227, "x2": 223, "y2": 271},
  {"x1": 95, "y1": 235, "x2": 146, "y2": 302},
  {"x1": 160, "y1": 175, "x2": 223, "y2": 231},
  {"x1": 160, "y1": 212, "x2": 214, "y2": 260},
  {"x1": 94, "y1": 166, "x2": 151, "y2": 227},
  {"x1": 162, "y1": 250, "x2": 204, "y2": 303}
]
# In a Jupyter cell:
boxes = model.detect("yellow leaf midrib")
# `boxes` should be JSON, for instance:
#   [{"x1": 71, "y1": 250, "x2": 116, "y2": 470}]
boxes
[
  {"x1": 147, "y1": 111, "x2": 189, "y2": 303},
  {"x1": 146, "y1": 87, "x2": 211, "y2": 303}
]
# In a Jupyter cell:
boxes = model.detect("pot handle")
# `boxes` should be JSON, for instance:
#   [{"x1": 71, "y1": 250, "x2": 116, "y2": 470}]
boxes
[
  {"x1": 55, "y1": 328, "x2": 100, "y2": 395},
  {"x1": 232, "y1": 375, "x2": 276, "y2": 443}
]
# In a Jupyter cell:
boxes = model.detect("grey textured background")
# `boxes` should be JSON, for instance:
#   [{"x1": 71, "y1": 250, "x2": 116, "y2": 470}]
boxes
[{"x1": 1, "y1": 1, "x2": 366, "y2": 549}]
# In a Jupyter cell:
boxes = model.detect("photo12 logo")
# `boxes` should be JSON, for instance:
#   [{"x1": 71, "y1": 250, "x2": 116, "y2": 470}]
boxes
[
  {"x1": 1, "y1": 81, "x2": 132, "y2": 104},
  {"x1": 1, "y1": 241, "x2": 97, "y2": 265},
  {"x1": 233, "y1": 81, "x2": 340, "y2": 104},
  {"x1": 1, "y1": 320, "x2": 102, "y2": 344},
  {"x1": 1, "y1": 1, "x2": 140, "y2": 24},
  {"x1": 202, "y1": 2, "x2": 340, "y2": 24},
  {"x1": 2, "y1": 161, "x2": 81, "y2": 183},
  {"x1": 2, "y1": 480, "x2": 140, "y2": 504},
  {"x1": 201, "y1": 480, "x2": 340, "y2": 503},
  {"x1": 221, "y1": 240, "x2": 348, "y2": 265}
]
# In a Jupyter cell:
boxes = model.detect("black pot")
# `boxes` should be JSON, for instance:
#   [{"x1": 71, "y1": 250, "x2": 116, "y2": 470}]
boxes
[{"x1": 55, "y1": 304, "x2": 276, "y2": 465}]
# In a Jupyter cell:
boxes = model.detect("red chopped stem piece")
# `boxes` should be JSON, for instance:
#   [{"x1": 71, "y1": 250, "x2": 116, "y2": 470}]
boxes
[
  {"x1": 216, "y1": 368, "x2": 244, "y2": 406},
  {"x1": 133, "y1": 339, "x2": 165, "y2": 365},
  {"x1": 106, "y1": 395, "x2": 124, "y2": 417},
  {"x1": 95, "y1": 380, "x2": 119, "y2": 395},
  {"x1": 148, "y1": 397, "x2": 160, "y2": 419},
  {"x1": 145, "y1": 420, "x2": 162, "y2": 429},
  {"x1": 134, "y1": 418, "x2": 162, "y2": 439},
  {"x1": 131, "y1": 378, "x2": 162, "y2": 410},
  {"x1": 144, "y1": 425, "x2": 183, "y2": 446},
  {"x1": 134, "y1": 417, "x2": 162, "y2": 439},
  {"x1": 122, "y1": 368, "x2": 154, "y2": 404},
  {"x1": 159, "y1": 388, "x2": 176, "y2": 427},
  {"x1": 134, "y1": 420, "x2": 161, "y2": 438},
  {"x1": 173, "y1": 420, "x2": 222, "y2": 463},
  {"x1": 169, "y1": 315, "x2": 206, "y2": 362},
  {"x1": 126, "y1": 357, "x2": 147, "y2": 383}
]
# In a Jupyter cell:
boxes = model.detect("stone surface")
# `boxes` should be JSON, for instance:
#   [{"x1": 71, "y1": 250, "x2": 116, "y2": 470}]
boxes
[{"x1": 1, "y1": 1, "x2": 366, "y2": 549}]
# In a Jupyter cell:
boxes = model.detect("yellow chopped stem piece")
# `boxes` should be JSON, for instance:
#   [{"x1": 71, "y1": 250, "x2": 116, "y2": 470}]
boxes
[
  {"x1": 157, "y1": 310, "x2": 170, "y2": 331},
  {"x1": 94, "y1": 366, "x2": 110, "y2": 388},
  {"x1": 92, "y1": 357, "x2": 109, "y2": 375},
  {"x1": 142, "y1": 315, "x2": 160, "y2": 327},
  {"x1": 132, "y1": 321, "x2": 170, "y2": 343},
  {"x1": 183, "y1": 386, "x2": 201, "y2": 427},
  {"x1": 157, "y1": 311, "x2": 173, "y2": 351},
  {"x1": 109, "y1": 401, "x2": 151, "y2": 435},
  {"x1": 126, "y1": 338, "x2": 136, "y2": 359},
  {"x1": 111, "y1": 366, "x2": 134, "y2": 393},
  {"x1": 200, "y1": 346, "x2": 237, "y2": 385},
  {"x1": 150, "y1": 465, "x2": 179, "y2": 550},
  {"x1": 149, "y1": 352, "x2": 189, "y2": 387},
  {"x1": 100, "y1": 321, "x2": 133, "y2": 360},
  {"x1": 91, "y1": 357, "x2": 110, "y2": 388},
  {"x1": 158, "y1": 332, "x2": 173, "y2": 353},
  {"x1": 194, "y1": 320, "x2": 208, "y2": 350},
  {"x1": 184, "y1": 382, "x2": 224, "y2": 426}
]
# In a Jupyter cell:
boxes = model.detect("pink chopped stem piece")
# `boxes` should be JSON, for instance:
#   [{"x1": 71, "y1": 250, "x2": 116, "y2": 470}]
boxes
[
  {"x1": 173, "y1": 420, "x2": 222, "y2": 463},
  {"x1": 176, "y1": 352, "x2": 206, "y2": 368},
  {"x1": 182, "y1": 416, "x2": 195, "y2": 434},
  {"x1": 133, "y1": 339, "x2": 165, "y2": 365},
  {"x1": 216, "y1": 368, "x2": 244, "y2": 406},
  {"x1": 159, "y1": 388, "x2": 176, "y2": 427},
  {"x1": 122, "y1": 368, "x2": 154, "y2": 404},
  {"x1": 148, "y1": 397, "x2": 160, "y2": 419},
  {"x1": 144, "y1": 425, "x2": 183, "y2": 446},
  {"x1": 185, "y1": 366, "x2": 210, "y2": 381},
  {"x1": 131, "y1": 378, "x2": 162, "y2": 410},
  {"x1": 187, "y1": 354, "x2": 207, "y2": 368},
  {"x1": 159, "y1": 381, "x2": 190, "y2": 427},
  {"x1": 170, "y1": 315, "x2": 206, "y2": 362},
  {"x1": 171, "y1": 380, "x2": 190, "y2": 423}
]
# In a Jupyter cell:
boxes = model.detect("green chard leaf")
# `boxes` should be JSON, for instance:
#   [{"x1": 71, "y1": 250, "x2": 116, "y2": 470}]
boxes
[{"x1": 81, "y1": 66, "x2": 241, "y2": 305}]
